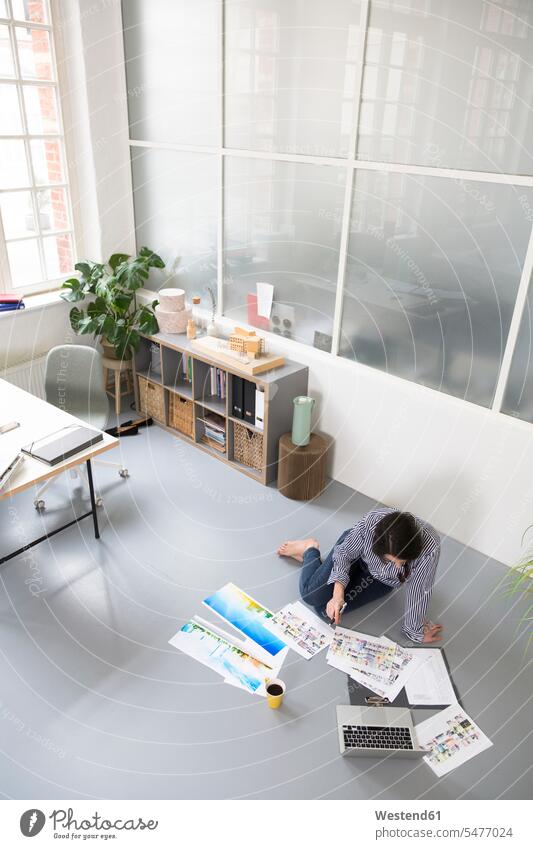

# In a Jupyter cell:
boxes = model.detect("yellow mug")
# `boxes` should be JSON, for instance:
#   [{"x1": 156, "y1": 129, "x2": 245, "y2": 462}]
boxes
[{"x1": 266, "y1": 678, "x2": 286, "y2": 709}]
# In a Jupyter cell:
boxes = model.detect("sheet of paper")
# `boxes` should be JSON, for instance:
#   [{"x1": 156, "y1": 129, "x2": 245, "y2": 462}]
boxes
[
  {"x1": 264, "y1": 601, "x2": 334, "y2": 660},
  {"x1": 203, "y1": 583, "x2": 287, "y2": 659},
  {"x1": 350, "y1": 637, "x2": 418, "y2": 702},
  {"x1": 256, "y1": 282, "x2": 274, "y2": 319},
  {"x1": 326, "y1": 628, "x2": 398, "y2": 680},
  {"x1": 415, "y1": 703, "x2": 493, "y2": 777},
  {"x1": 349, "y1": 638, "x2": 421, "y2": 702},
  {"x1": 194, "y1": 614, "x2": 288, "y2": 675},
  {"x1": 405, "y1": 649, "x2": 456, "y2": 706},
  {"x1": 169, "y1": 620, "x2": 274, "y2": 696}
]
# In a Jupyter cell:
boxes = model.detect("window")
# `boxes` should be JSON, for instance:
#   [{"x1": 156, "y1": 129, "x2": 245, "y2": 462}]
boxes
[
  {"x1": 130, "y1": 147, "x2": 218, "y2": 296},
  {"x1": 339, "y1": 171, "x2": 533, "y2": 408},
  {"x1": 121, "y1": 0, "x2": 533, "y2": 420},
  {"x1": 0, "y1": 0, "x2": 74, "y2": 294},
  {"x1": 224, "y1": 156, "x2": 345, "y2": 349},
  {"x1": 357, "y1": 0, "x2": 533, "y2": 174}
]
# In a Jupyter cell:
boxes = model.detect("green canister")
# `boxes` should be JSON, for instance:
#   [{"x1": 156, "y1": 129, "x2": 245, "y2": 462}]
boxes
[{"x1": 291, "y1": 396, "x2": 315, "y2": 446}]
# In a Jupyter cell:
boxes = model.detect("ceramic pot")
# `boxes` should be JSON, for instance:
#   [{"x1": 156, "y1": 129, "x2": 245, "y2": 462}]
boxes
[{"x1": 291, "y1": 396, "x2": 315, "y2": 446}]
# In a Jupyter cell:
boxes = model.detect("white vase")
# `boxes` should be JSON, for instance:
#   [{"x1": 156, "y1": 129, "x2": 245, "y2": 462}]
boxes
[{"x1": 206, "y1": 320, "x2": 217, "y2": 336}]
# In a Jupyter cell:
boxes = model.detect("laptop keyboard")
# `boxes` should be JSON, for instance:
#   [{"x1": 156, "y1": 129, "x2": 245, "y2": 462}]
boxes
[{"x1": 342, "y1": 724, "x2": 414, "y2": 751}]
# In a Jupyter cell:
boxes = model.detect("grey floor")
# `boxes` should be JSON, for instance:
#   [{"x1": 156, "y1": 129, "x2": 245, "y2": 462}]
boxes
[{"x1": 0, "y1": 418, "x2": 531, "y2": 800}]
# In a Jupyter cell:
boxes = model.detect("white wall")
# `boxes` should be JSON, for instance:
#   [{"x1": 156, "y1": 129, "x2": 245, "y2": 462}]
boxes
[
  {"x1": 192, "y1": 312, "x2": 533, "y2": 568},
  {"x1": 0, "y1": 298, "x2": 78, "y2": 369},
  {"x1": 53, "y1": 0, "x2": 136, "y2": 261}
]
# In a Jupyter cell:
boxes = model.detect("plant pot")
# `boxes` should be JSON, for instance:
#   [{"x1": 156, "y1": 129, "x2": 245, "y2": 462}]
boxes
[
  {"x1": 292, "y1": 396, "x2": 315, "y2": 446},
  {"x1": 101, "y1": 336, "x2": 118, "y2": 359}
]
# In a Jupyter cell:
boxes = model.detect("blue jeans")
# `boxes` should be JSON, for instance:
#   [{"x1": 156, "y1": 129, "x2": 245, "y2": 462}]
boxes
[{"x1": 299, "y1": 530, "x2": 393, "y2": 619}]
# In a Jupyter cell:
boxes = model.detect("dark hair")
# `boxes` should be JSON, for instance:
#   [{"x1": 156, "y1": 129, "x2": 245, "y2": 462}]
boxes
[{"x1": 372, "y1": 512, "x2": 423, "y2": 583}]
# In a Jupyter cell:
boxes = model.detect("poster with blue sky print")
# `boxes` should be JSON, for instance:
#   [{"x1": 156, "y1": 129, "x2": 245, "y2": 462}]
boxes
[{"x1": 203, "y1": 583, "x2": 286, "y2": 656}]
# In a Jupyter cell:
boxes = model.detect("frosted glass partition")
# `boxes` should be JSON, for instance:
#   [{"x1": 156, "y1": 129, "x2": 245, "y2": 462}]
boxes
[
  {"x1": 357, "y1": 0, "x2": 533, "y2": 174},
  {"x1": 502, "y1": 283, "x2": 533, "y2": 422},
  {"x1": 122, "y1": 0, "x2": 219, "y2": 145},
  {"x1": 223, "y1": 157, "x2": 345, "y2": 350},
  {"x1": 130, "y1": 148, "x2": 218, "y2": 297},
  {"x1": 225, "y1": 0, "x2": 362, "y2": 157},
  {"x1": 339, "y1": 171, "x2": 533, "y2": 407}
]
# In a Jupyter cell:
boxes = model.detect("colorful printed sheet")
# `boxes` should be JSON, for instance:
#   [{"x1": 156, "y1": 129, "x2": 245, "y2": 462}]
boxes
[
  {"x1": 264, "y1": 601, "x2": 334, "y2": 660},
  {"x1": 169, "y1": 620, "x2": 273, "y2": 696},
  {"x1": 415, "y1": 703, "x2": 493, "y2": 776},
  {"x1": 327, "y1": 628, "x2": 399, "y2": 679},
  {"x1": 349, "y1": 636, "x2": 420, "y2": 700},
  {"x1": 203, "y1": 583, "x2": 286, "y2": 657}
]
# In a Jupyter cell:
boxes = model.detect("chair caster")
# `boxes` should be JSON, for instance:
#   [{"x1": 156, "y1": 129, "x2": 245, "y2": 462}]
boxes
[
  {"x1": 119, "y1": 468, "x2": 129, "y2": 478},
  {"x1": 34, "y1": 499, "x2": 45, "y2": 511},
  {"x1": 96, "y1": 497, "x2": 104, "y2": 508}
]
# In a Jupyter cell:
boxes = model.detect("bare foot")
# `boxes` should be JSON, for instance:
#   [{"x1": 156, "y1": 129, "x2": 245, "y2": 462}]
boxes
[{"x1": 277, "y1": 538, "x2": 319, "y2": 562}]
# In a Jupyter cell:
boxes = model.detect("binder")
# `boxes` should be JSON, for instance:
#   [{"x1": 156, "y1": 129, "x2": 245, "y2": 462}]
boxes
[
  {"x1": 243, "y1": 379, "x2": 256, "y2": 425},
  {"x1": 255, "y1": 388, "x2": 265, "y2": 430},
  {"x1": 22, "y1": 425, "x2": 103, "y2": 466},
  {"x1": 232, "y1": 376, "x2": 244, "y2": 419},
  {"x1": 347, "y1": 646, "x2": 460, "y2": 710}
]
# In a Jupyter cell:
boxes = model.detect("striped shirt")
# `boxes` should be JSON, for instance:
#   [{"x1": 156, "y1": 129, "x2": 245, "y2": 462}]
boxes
[{"x1": 327, "y1": 507, "x2": 440, "y2": 642}]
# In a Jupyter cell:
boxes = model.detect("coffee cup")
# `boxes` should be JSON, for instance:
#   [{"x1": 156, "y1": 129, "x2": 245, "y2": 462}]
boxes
[{"x1": 266, "y1": 678, "x2": 285, "y2": 709}]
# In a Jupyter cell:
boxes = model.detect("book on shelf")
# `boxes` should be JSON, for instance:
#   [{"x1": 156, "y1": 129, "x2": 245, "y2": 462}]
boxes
[
  {"x1": 0, "y1": 301, "x2": 25, "y2": 312},
  {"x1": 181, "y1": 354, "x2": 193, "y2": 383},
  {"x1": 199, "y1": 411, "x2": 226, "y2": 452},
  {"x1": 255, "y1": 388, "x2": 265, "y2": 430},
  {"x1": 208, "y1": 366, "x2": 226, "y2": 399},
  {"x1": 0, "y1": 293, "x2": 24, "y2": 305},
  {"x1": 232, "y1": 376, "x2": 244, "y2": 418}
]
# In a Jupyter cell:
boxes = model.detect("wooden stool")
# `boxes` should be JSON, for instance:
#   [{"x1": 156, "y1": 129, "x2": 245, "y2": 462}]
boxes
[
  {"x1": 277, "y1": 432, "x2": 328, "y2": 500},
  {"x1": 102, "y1": 356, "x2": 133, "y2": 416}
]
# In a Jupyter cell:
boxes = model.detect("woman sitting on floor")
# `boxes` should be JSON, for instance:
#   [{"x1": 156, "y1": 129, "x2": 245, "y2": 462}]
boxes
[{"x1": 278, "y1": 507, "x2": 442, "y2": 644}]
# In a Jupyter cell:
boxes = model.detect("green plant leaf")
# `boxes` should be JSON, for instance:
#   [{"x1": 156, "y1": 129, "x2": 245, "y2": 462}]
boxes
[
  {"x1": 87, "y1": 296, "x2": 108, "y2": 317},
  {"x1": 69, "y1": 306, "x2": 84, "y2": 332},
  {"x1": 108, "y1": 252, "x2": 130, "y2": 272},
  {"x1": 76, "y1": 316, "x2": 100, "y2": 335},
  {"x1": 101, "y1": 315, "x2": 115, "y2": 339},
  {"x1": 113, "y1": 291, "x2": 134, "y2": 313},
  {"x1": 60, "y1": 278, "x2": 85, "y2": 302},
  {"x1": 137, "y1": 305, "x2": 159, "y2": 335},
  {"x1": 138, "y1": 246, "x2": 165, "y2": 268},
  {"x1": 111, "y1": 325, "x2": 138, "y2": 359},
  {"x1": 74, "y1": 261, "x2": 92, "y2": 279}
]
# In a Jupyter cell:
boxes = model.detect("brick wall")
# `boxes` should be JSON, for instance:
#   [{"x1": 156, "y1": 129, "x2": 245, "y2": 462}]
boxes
[{"x1": 30, "y1": 1, "x2": 72, "y2": 274}]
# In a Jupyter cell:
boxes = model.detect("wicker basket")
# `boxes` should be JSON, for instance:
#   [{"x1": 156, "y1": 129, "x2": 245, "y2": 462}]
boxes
[
  {"x1": 138, "y1": 375, "x2": 165, "y2": 422},
  {"x1": 168, "y1": 393, "x2": 194, "y2": 438},
  {"x1": 233, "y1": 422, "x2": 264, "y2": 470}
]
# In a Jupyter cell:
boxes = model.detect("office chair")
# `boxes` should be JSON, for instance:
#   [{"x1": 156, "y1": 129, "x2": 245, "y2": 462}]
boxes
[{"x1": 34, "y1": 345, "x2": 129, "y2": 511}]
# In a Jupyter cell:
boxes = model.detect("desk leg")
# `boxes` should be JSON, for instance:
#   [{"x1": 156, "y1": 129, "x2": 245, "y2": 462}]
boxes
[{"x1": 86, "y1": 459, "x2": 100, "y2": 539}]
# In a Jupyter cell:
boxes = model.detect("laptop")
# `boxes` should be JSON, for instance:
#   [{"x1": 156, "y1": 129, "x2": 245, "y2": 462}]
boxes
[{"x1": 336, "y1": 705, "x2": 428, "y2": 759}]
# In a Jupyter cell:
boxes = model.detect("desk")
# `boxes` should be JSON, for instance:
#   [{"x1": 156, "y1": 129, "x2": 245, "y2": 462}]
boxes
[{"x1": 0, "y1": 378, "x2": 118, "y2": 565}]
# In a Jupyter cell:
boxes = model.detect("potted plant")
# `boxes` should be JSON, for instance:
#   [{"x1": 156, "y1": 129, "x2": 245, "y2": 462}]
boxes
[
  {"x1": 60, "y1": 247, "x2": 165, "y2": 360},
  {"x1": 504, "y1": 528, "x2": 533, "y2": 653}
]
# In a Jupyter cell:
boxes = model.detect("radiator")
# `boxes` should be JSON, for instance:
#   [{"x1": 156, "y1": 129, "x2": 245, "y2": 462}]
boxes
[{"x1": 1, "y1": 354, "x2": 47, "y2": 399}]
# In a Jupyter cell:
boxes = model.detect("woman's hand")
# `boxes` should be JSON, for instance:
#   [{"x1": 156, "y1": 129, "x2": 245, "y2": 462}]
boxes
[
  {"x1": 326, "y1": 596, "x2": 345, "y2": 625},
  {"x1": 422, "y1": 622, "x2": 443, "y2": 643}
]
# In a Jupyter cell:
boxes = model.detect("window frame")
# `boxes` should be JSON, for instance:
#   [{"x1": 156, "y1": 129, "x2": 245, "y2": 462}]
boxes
[
  {"x1": 0, "y1": 0, "x2": 77, "y2": 296},
  {"x1": 123, "y1": 0, "x2": 533, "y2": 419}
]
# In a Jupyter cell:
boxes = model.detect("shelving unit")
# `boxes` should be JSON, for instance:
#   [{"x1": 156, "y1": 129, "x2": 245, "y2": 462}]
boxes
[{"x1": 132, "y1": 332, "x2": 309, "y2": 485}]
